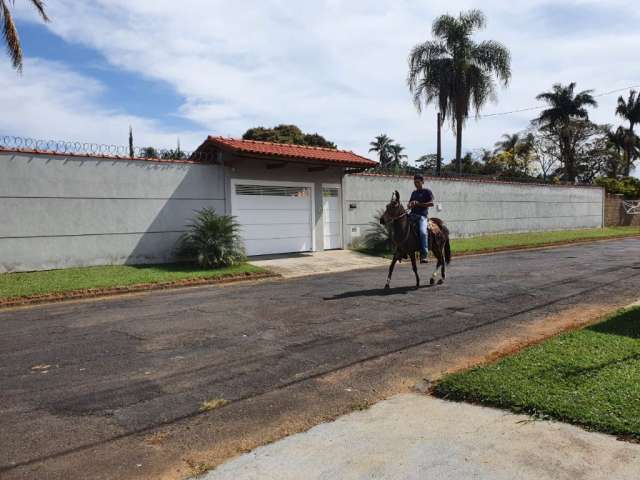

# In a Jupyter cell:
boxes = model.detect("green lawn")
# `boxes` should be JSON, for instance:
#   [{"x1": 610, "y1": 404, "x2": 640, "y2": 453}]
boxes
[
  {"x1": 435, "y1": 307, "x2": 640, "y2": 439},
  {"x1": 357, "y1": 226, "x2": 640, "y2": 258},
  {"x1": 0, "y1": 263, "x2": 266, "y2": 300}
]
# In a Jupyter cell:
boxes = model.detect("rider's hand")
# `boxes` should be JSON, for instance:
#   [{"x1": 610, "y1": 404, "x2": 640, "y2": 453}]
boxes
[{"x1": 408, "y1": 201, "x2": 416, "y2": 208}]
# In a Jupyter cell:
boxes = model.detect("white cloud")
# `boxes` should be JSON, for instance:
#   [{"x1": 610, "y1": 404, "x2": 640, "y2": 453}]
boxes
[
  {"x1": 8, "y1": 0, "x2": 640, "y2": 173},
  {"x1": 0, "y1": 58, "x2": 206, "y2": 149}
]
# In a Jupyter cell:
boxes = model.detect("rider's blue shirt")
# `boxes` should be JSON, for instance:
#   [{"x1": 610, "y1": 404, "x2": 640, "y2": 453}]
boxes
[{"x1": 409, "y1": 188, "x2": 433, "y2": 217}]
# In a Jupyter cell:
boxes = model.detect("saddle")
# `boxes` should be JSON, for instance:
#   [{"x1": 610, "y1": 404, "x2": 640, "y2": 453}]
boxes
[
  {"x1": 407, "y1": 217, "x2": 441, "y2": 241},
  {"x1": 398, "y1": 217, "x2": 441, "y2": 262}
]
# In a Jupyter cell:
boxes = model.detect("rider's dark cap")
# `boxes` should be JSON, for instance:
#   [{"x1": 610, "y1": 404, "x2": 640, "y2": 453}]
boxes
[{"x1": 413, "y1": 174, "x2": 424, "y2": 181}]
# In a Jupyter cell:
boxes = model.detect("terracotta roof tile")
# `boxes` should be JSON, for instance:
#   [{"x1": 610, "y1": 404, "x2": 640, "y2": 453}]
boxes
[{"x1": 202, "y1": 136, "x2": 377, "y2": 168}]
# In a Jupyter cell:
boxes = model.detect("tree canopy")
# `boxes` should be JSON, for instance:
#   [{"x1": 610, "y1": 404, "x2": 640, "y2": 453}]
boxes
[{"x1": 242, "y1": 124, "x2": 336, "y2": 149}]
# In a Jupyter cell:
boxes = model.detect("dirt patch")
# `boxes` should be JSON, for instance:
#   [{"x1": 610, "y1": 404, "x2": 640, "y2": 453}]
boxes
[{"x1": 0, "y1": 271, "x2": 278, "y2": 310}]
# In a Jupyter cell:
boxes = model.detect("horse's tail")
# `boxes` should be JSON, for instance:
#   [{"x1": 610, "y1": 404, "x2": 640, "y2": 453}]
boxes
[
  {"x1": 431, "y1": 218, "x2": 451, "y2": 264},
  {"x1": 444, "y1": 235, "x2": 451, "y2": 264}
]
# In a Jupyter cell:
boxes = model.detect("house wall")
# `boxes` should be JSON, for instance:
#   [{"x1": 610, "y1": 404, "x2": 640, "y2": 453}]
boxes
[
  {"x1": 0, "y1": 151, "x2": 225, "y2": 273},
  {"x1": 343, "y1": 174, "x2": 604, "y2": 244},
  {"x1": 221, "y1": 152, "x2": 345, "y2": 252}
]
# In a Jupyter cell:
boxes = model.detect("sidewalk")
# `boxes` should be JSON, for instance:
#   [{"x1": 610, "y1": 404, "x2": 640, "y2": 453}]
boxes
[
  {"x1": 201, "y1": 394, "x2": 640, "y2": 480},
  {"x1": 249, "y1": 250, "x2": 388, "y2": 278}
]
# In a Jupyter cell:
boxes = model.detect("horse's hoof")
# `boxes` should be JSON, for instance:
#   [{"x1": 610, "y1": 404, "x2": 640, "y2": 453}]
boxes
[
  {"x1": 429, "y1": 278, "x2": 435, "y2": 286},
  {"x1": 384, "y1": 284, "x2": 390, "y2": 290},
  {"x1": 437, "y1": 279, "x2": 444, "y2": 285},
  {"x1": 416, "y1": 283, "x2": 420, "y2": 289}
]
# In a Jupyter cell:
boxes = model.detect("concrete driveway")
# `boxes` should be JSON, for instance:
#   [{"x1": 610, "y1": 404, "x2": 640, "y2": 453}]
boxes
[
  {"x1": 1, "y1": 238, "x2": 639, "y2": 480},
  {"x1": 204, "y1": 394, "x2": 640, "y2": 480},
  {"x1": 248, "y1": 249, "x2": 388, "y2": 278}
]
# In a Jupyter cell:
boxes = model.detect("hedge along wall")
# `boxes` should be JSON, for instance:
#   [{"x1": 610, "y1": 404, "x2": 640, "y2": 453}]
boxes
[
  {"x1": 343, "y1": 174, "x2": 604, "y2": 243},
  {"x1": 0, "y1": 151, "x2": 225, "y2": 273}
]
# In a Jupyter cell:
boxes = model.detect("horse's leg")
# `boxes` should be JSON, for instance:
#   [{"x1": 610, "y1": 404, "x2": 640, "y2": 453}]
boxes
[
  {"x1": 439, "y1": 246, "x2": 446, "y2": 283},
  {"x1": 430, "y1": 240, "x2": 443, "y2": 285},
  {"x1": 385, "y1": 254, "x2": 398, "y2": 289},
  {"x1": 410, "y1": 252, "x2": 420, "y2": 288}
]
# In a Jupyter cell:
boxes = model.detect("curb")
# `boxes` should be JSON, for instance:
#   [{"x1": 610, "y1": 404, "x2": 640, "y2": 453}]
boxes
[
  {"x1": 0, "y1": 271, "x2": 279, "y2": 310},
  {"x1": 452, "y1": 234, "x2": 640, "y2": 258}
]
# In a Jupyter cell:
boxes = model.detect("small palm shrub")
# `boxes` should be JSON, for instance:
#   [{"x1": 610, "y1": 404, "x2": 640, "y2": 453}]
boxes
[
  {"x1": 176, "y1": 208, "x2": 246, "y2": 268},
  {"x1": 363, "y1": 210, "x2": 392, "y2": 252}
]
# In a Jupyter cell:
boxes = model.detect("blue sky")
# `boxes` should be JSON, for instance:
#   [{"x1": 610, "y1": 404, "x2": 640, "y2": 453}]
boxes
[{"x1": 2, "y1": 0, "x2": 639, "y2": 175}]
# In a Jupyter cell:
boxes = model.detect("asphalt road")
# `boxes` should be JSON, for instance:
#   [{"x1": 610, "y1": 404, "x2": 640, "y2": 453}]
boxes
[{"x1": 1, "y1": 238, "x2": 640, "y2": 479}]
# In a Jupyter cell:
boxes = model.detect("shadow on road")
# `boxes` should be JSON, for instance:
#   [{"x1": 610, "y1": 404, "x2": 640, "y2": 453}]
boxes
[{"x1": 324, "y1": 284, "x2": 430, "y2": 300}]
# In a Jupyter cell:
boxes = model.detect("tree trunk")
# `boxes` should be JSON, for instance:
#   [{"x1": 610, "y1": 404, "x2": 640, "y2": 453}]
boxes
[
  {"x1": 623, "y1": 124, "x2": 634, "y2": 177},
  {"x1": 436, "y1": 112, "x2": 442, "y2": 176},
  {"x1": 455, "y1": 113, "x2": 463, "y2": 173}
]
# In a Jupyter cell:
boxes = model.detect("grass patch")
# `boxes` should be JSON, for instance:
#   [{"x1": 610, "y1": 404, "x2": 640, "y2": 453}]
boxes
[
  {"x1": 184, "y1": 458, "x2": 213, "y2": 477},
  {"x1": 0, "y1": 263, "x2": 266, "y2": 300},
  {"x1": 199, "y1": 398, "x2": 228, "y2": 412},
  {"x1": 356, "y1": 226, "x2": 639, "y2": 258},
  {"x1": 435, "y1": 307, "x2": 640, "y2": 439}
]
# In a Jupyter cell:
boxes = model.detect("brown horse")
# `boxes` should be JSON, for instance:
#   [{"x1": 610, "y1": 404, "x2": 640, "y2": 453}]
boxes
[{"x1": 380, "y1": 190, "x2": 451, "y2": 289}]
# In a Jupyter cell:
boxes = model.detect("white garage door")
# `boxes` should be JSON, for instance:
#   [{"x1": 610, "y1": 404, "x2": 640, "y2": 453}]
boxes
[
  {"x1": 231, "y1": 180, "x2": 314, "y2": 256},
  {"x1": 323, "y1": 185, "x2": 342, "y2": 250}
]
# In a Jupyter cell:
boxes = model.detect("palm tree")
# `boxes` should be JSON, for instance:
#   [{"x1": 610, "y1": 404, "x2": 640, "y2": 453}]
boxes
[
  {"x1": 615, "y1": 90, "x2": 640, "y2": 176},
  {"x1": 493, "y1": 133, "x2": 520, "y2": 155},
  {"x1": 407, "y1": 9, "x2": 511, "y2": 167},
  {"x1": 605, "y1": 126, "x2": 626, "y2": 177},
  {"x1": 388, "y1": 144, "x2": 407, "y2": 168},
  {"x1": 1, "y1": 0, "x2": 50, "y2": 72},
  {"x1": 369, "y1": 134, "x2": 394, "y2": 167},
  {"x1": 533, "y1": 82, "x2": 597, "y2": 182}
]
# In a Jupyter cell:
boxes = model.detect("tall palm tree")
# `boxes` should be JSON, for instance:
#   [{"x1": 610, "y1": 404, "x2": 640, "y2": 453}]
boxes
[
  {"x1": 407, "y1": 9, "x2": 511, "y2": 167},
  {"x1": 605, "y1": 126, "x2": 626, "y2": 177},
  {"x1": 533, "y1": 82, "x2": 597, "y2": 181},
  {"x1": 1, "y1": 0, "x2": 50, "y2": 72},
  {"x1": 615, "y1": 90, "x2": 640, "y2": 176},
  {"x1": 368, "y1": 134, "x2": 394, "y2": 167},
  {"x1": 388, "y1": 144, "x2": 408, "y2": 168}
]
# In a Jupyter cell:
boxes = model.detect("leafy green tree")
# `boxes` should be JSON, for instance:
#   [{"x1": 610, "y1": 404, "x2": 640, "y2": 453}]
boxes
[
  {"x1": 1, "y1": 0, "x2": 49, "y2": 72},
  {"x1": 415, "y1": 154, "x2": 438, "y2": 173},
  {"x1": 161, "y1": 149, "x2": 186, "y2": 160},
  {"x1": 595, "y1": 176, "x2": 640, "y2": 199},
  {"x1": 176, "y1": 208, "x2": 246, "y2": 268},
  {"x1": 242, "y1": 124, "x2": 336, "y2": 149},
  {"x1": 408, "y1": 9, "x2": 511, "y2": 165},
  {"x1": 368, "y1": 134, "x2": 394, "y2": 167},
  {"x1": 533, "y1": 82, "x2": 597, "y2": 181},
  {"x1": 140, "y1": 147, "x2": 159, "y2": 159},
  {"x1": 615, "y1": 90, "x2": 640, "y2": 176}
]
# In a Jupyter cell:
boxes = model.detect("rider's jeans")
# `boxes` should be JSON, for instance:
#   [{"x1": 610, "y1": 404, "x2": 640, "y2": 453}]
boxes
[{"x1": 410, "y1": 213, "x2": 428, "y2": 256}]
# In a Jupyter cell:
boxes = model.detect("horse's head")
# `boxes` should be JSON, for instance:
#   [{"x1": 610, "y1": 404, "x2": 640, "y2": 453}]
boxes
[{"x1": 380, "y1": 190, "x2": 404, "y2": 225}]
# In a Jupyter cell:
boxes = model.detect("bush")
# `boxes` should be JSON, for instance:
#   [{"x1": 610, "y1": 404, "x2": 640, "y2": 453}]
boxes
[
  {"x1": 595, "y1": 177, "x2": 640, "y2": 199},
  {"x1": 362, "y1": 210, "x2": 392, "y2": 252},
  {"x1": 176, "y1": 208, "x2": 246, "y2": 268}
]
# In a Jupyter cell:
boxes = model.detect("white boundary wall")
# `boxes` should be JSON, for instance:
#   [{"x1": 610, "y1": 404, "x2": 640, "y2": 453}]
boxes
[
  {"x1": 0, "y1": 152, "x2": 225, "y2": 273},
  {"x1": 343, "y1": 174, "x2": 604, "y2": 243}
]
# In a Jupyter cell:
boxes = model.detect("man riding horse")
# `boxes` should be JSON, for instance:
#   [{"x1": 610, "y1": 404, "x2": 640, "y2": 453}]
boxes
[
  {"x1": 408, "y1": 173, "x2": 434, "y2": 263},
  {"x1": 380, "y1": 177, "x2": 451, "y2": 289}
]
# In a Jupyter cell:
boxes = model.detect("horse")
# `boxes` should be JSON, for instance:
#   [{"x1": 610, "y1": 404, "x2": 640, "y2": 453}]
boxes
[{"x1": 379, "y1": 190, "x2": 451, "y2": 289}]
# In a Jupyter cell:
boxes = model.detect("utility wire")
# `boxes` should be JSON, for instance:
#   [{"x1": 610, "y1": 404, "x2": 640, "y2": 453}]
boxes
[{"x1": 478, "y1": 84, "x2": 640, "y2": 119}]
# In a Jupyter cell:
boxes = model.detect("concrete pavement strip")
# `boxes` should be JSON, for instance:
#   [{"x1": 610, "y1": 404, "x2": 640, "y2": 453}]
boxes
[{"x1": 201, "y1": 394, "x2": 640, "y2": 480}]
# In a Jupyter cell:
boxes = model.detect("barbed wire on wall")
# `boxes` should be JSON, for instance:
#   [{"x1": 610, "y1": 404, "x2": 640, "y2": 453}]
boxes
[{"x1": 0, "y1": 135, "x2": 215, "y2": 162}]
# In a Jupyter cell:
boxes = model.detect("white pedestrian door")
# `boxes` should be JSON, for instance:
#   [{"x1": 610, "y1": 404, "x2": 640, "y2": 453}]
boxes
[
  {"x1": 231, "y1": 181, "x2": 314, "y2": 256},
  {"x1": 322, "y1": 185, "x2": 342, "y2": 250}
]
